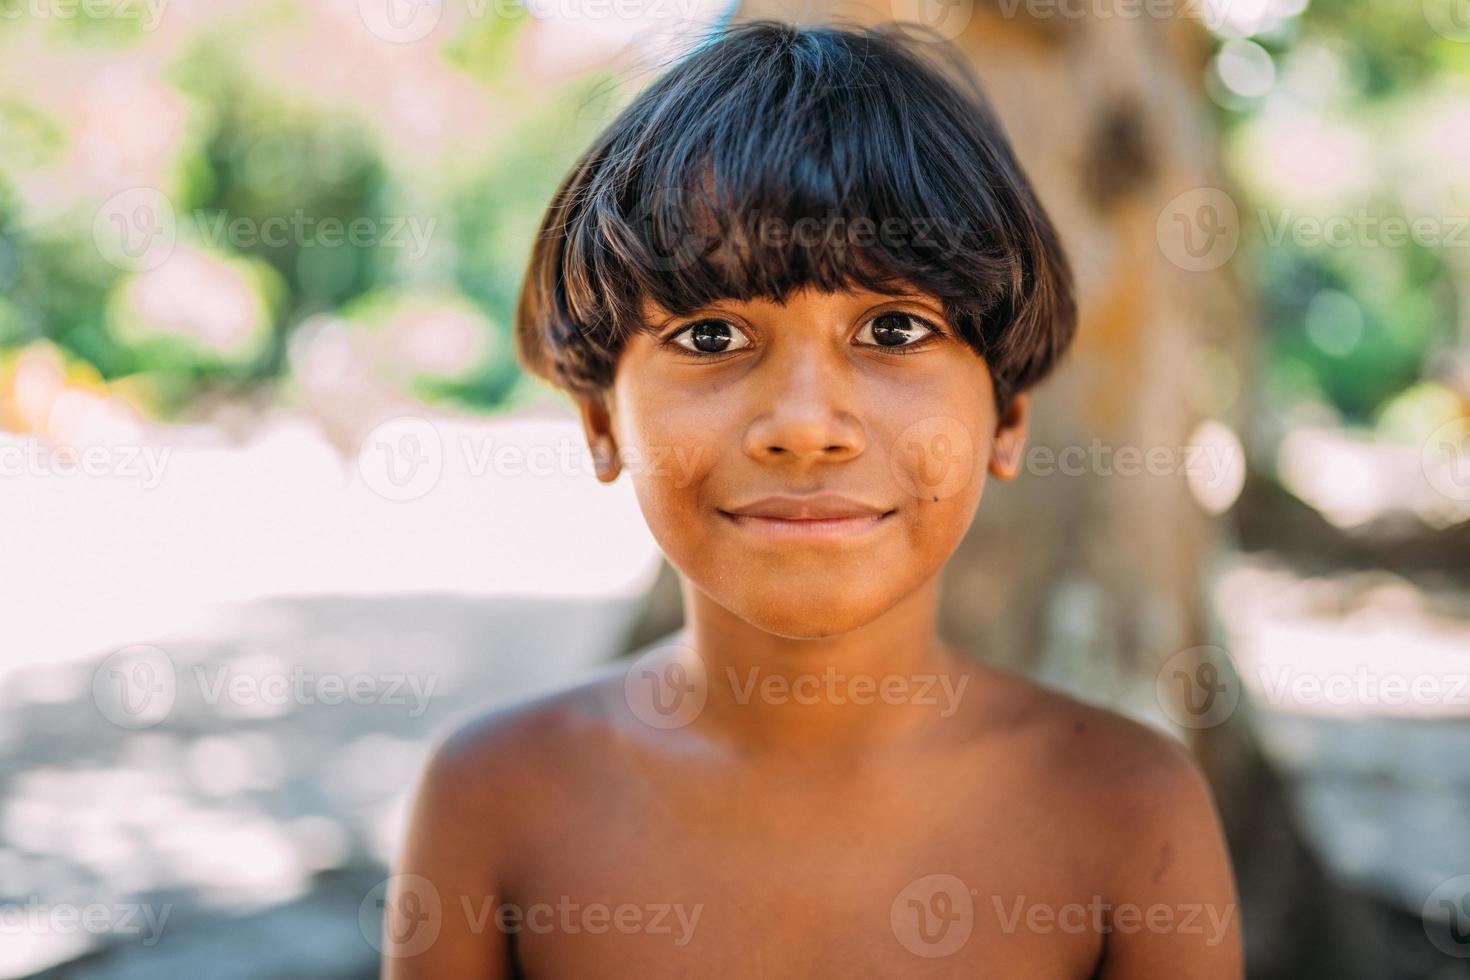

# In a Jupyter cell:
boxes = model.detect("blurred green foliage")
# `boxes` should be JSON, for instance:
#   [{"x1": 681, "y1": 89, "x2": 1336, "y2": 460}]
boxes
[
  {"x1": 0, "y1": 0, "x2": 1464, "y2": 435},
  {"x1": 0, "y1": 4, "x2": 612, "y2": 417},
  {"x1": 1218, "y1": 0, "x2": 1468, "y2": 431}
]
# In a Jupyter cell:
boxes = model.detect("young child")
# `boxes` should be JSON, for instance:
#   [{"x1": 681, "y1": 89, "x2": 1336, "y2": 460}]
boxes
[{"x1": 385, "y1": 19, "x2": 1242, "y2": 978}]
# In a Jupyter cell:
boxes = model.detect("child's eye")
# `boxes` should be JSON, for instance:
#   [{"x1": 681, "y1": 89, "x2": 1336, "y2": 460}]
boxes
[
  {"x1": 661, "y1": 311, "x2": 943, "y2": 359},
  {"x1": 665, "y1": 318, "x2": 753, "y2": 357},
  {"x1": 855, "y1": 311, "x2": 942, "y2": 354}
]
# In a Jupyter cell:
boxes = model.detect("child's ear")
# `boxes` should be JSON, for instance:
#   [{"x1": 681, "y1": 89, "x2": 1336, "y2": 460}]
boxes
[
  {"x1": 576, "y1": 391, "x2": 622, "y2": 484},
  {"x1": 988, "y1": 391, "x2": 1029, "y2": 481}
]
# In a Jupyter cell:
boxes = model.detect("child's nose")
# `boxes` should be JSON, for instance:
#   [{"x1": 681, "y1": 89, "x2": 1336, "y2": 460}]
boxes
[{"x1": 741, "y1": 349, "x2": 866, "y2": 463}]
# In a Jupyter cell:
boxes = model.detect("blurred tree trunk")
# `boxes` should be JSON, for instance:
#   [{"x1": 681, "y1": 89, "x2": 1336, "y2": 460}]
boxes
[{"x1": 621, "y1": 2, "x2": 1404, "y2": 975}]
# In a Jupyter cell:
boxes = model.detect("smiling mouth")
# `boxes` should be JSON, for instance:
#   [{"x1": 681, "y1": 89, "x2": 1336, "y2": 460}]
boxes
[{"x1": 717, "y1": 509, "x2": 897, "y2": 541}]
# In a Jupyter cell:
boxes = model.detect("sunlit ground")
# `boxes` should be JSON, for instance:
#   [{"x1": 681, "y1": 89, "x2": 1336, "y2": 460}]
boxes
[{"x1": 0, "y1": 401, "x2": 662, "y2": 977}]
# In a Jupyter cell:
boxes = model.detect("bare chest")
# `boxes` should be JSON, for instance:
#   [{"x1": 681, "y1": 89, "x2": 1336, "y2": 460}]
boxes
[{"x1": 501, "y1": 756, "x2": 1107, "y2": 978}]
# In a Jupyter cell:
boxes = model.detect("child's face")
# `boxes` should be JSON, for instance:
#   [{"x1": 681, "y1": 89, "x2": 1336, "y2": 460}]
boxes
[{"x1": 578, "y1": 283, "x2": 1029, "y2": 638}]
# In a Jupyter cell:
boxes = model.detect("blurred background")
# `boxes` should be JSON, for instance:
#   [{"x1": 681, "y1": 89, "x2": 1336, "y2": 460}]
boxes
[{"x1": 0, "y1": 0, "x2": 1468, "y2": 976}]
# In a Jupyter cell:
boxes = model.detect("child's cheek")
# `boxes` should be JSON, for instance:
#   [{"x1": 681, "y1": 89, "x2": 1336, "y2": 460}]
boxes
[
  {"x1": 882, "y1": 412, "x2": 986, "y2": 509},
  {"x1": 613, "y1": 400, "x2": 724, "y2": 550}
]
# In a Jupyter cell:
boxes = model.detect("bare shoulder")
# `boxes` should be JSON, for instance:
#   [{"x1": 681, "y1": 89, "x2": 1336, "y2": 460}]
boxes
[
  {"x1": 971, "y1": 669, "x2": 1243, "y2": 972},
  {"x1": 969, "y1": 661, "x2": 1220, "y2": 835},
  {"x1": 382, "y1": 654, "x2": 658, "y2": 977},
  {"x1": 417, "y1": 655, "x2": 636, "y2": 804}
]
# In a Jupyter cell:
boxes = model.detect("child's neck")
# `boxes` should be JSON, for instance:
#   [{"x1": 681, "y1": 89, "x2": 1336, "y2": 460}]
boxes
[{"x1": 672, "y1": 578, "x2": 972, "y2": 756}]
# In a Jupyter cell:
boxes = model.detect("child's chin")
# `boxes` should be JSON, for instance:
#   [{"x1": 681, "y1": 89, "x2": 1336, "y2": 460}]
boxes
[{"x1": 726, "y1": 588, "x2": 896, "y2": 639}]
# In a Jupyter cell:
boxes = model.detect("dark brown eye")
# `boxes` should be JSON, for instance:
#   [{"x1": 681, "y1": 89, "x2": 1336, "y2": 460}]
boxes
[
  {"x1": 857, "y1": 312, "x2": 937, "y2": 350},
  {"x1": 669, "y1": 319, "x2": 751, "y2": 356}
]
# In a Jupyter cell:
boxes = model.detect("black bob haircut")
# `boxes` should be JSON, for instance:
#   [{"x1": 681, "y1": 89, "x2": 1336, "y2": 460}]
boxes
[{"x1": 515, "y1": 19, "x2": 1077, "y2": 414}]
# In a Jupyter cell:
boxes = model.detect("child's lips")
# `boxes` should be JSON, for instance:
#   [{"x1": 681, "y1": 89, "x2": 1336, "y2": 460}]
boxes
[
  {"x1": 720, "y1": 492, "x2": 892, "y2": 521},
  {"x1": 717, "y1": 509, "x2": 896, "y2": 541}
]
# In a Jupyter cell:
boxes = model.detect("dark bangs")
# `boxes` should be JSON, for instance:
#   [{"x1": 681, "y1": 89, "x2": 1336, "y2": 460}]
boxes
[{"x1": 515, "y1": 19, "x2": 1076, "y2": 412}]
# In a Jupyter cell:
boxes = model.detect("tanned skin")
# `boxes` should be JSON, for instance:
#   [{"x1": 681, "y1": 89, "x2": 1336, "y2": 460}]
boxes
[{"x1": 384, "y1": 284, "x2": 1244, "y2": 978}]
